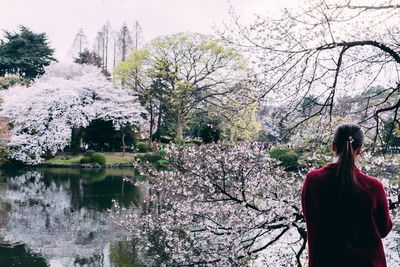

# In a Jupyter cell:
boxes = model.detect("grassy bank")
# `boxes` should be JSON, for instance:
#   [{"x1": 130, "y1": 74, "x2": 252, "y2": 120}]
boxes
[{"x1": 43, "y1": 152, "x2": 135, "y2": 167}]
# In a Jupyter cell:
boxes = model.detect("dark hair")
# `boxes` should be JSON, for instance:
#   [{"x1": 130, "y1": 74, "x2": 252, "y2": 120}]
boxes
[
  {"x1": 332, "y1": 124, "x2": 365, "y2": 240},
  {"x1": 333, "y1": 123, "x2": 364, "y2": 197}
]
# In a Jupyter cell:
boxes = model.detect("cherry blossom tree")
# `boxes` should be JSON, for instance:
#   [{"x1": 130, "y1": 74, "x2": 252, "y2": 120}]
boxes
[{"x1": 0, "y1": 63, "x2": 147, "y2": 164}]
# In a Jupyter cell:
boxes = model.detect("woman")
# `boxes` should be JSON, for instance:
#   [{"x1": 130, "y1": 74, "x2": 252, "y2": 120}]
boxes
[{"x1": 301, "y1": 124, "x2": 392, "y2": 267}]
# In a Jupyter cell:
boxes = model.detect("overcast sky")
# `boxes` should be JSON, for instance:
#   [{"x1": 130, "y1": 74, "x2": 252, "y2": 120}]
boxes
[{"x1": 0, "y1": 0, "x2": 297, "y2": 61}]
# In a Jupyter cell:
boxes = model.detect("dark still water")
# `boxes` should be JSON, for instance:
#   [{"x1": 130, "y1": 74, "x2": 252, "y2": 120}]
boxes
[{"x1": 0, "y1": 168, "x2": 146, "y2": 267}]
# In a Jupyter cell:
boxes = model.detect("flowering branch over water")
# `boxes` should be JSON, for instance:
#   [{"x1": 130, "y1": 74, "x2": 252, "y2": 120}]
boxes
[
  {"x1": 112, "y1": 143, "x2": 308, "y2": 266},
  {"x1": 112, "y1": 142, "x2": 400, "y2": 266}
]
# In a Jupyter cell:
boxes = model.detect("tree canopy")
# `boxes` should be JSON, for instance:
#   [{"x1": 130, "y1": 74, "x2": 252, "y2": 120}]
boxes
[
  {"x1": 0, "y1": 26, "x2": 56, "y2": 80},
  {"x1": 114, "y1": 33, "x2": 250, "y2": 141}
]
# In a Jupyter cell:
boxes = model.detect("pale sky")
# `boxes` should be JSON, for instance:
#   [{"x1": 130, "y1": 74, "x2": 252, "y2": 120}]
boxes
[{"x1": 0, "y1": 0, "x2": 297, "y2": 61}]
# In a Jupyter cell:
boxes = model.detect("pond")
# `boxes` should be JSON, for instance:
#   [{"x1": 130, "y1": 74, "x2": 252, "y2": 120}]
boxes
[{"x1": 0, "y1": 168, "x2": 147, "y2": 267}]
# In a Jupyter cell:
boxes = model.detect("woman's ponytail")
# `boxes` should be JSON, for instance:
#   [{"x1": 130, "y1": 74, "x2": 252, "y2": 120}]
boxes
[
  {"x1": 336, "y1": 136, "x2": 358, "y2": 195},
  {"x1": 333, "y1": 124, "x2": 364, "y2": 199}
]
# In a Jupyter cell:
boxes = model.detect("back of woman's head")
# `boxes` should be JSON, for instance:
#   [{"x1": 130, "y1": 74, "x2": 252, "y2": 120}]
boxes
[
  {"x1": 333, "y1": 124, "x2": 364, "y2": 155},
  {"x1": 332, "y1": 123, "x2": 364, "y2": 196}
]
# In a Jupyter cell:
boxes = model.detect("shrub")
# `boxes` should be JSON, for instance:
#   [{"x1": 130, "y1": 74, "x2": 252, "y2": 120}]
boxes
[
  {"x1": 159, "y1": 135, "x2": 172, "y2": 144},
  {"x1": 0, "y1": 146, "x2": 9, "y2": 167},
  {"x1": 84, "y1": 150, "x2": 96, "y2": 157},
  {"x1": 192, "y1": 139, "x2": 203, "y2": 145},
  {"x1": 159, "y1": 149, "x2": 167, "y2": 159},
  {"x1": 136, "y1": 141, "x2": 148, "y2": 152},
  {"x1": 269, "y1": 146, "x2": 290, "y2": 160},
  {"x1": 80, "y1": 156, "x2": 92, "y2": 164},
  {"x1": 269, "y1": 146, "x2": 299, "y2": 170},
  {"x1": 296, "y1": 145, "x2": 331, "y2": 168},
  {"x1": 0, "y1": 74, "x2": 29, "y2": 90},
  {"x1": 155, "y1": 159, "x2": 170, "y2": 168},
  {"x1": 135, "y1": 152, "x2": 164, "y2": 164},
  {"x1": 91, "y1": 152, "x2": 107, "y2": 165},
  {"x1": 144, "y1": 152, "x2": 161, "y2": 163},
  {"x1": 0, "y1": 146, "x2": 8, "y2": 157},
  {"x1": 134, "y1": 153, "x2": 146, "y2": 161},
  {"x1": 278, "y1": 152, "x2": 298, "y2": 170}
]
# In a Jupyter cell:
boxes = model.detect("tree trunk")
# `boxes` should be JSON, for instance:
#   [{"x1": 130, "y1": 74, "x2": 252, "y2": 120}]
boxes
[
  {"x1": 121, "y1": 28, "x2": 127, "y2": 62},
  {"x1": 71, "y1": 127, "x2": 83, "y2": 153},
  {"x1": 70, "y1": 178, "x2": 81, "y2": 210},
  {"x1": 156, "y1": 102, "x2": 163, "y2": 140},
  {"x1": 157, "y1": 104, "x2": 163, "y2": 131},
  {"x1": 176, "y1": 111, "x2": 183, "y2": 142},
  {"x1": 121, "y1": 130, "x2": 126, "y2": 157},
  {"x1": 104, "y1": 25, "x2": 109, "y2": 71},
  {"x1": 113, "y1": 40, "x2": 116, "y2": 68},
  {"x1": 149, "y1": 102, "x2": 154, "y2": 140}
]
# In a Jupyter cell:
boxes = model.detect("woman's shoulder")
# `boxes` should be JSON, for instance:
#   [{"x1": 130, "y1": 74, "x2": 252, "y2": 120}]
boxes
[
  {"x1": 307, "y1": 163, "x2": 336, "y2": 177},
  {"x1": 305, "y1": 163, "x2": 336, "y2": 183},
  {"x1": 356, "y1": 167, "x2": 384, "y2": 191}
]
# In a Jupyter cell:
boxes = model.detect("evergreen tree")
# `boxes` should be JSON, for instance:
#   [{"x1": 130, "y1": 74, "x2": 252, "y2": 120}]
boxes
[
  {"x1": 74, "y1": 49, "x2": 102, "y2": 68},
  {"x1": 74, "y1": 49, "x2": 110, "y2": 78},
  {"x1": 0, "y1": 26, "x2": 56, "y2": 80}
]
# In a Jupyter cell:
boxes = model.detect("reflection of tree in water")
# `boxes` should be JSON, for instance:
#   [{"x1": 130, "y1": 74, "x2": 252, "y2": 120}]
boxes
[
  {"x1": 109, "y1": 236, "x2": 168, "y2": 267},
  {"x1": 39, "y1": 168, "x2": 142, "y2": 210},
  {"x1": 0, "y1": 171, "x2": 132, "y2": 265},
  {"x1": 0, "y1": 244, "x2": 48, "y2": 267},
  {"x1": 109, "y1": 240, "x2": 141, "y2": 267}
]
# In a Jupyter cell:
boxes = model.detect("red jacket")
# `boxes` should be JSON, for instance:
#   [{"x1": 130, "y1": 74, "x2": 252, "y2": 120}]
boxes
[{"x1": 302, "y1": 163, "x2": 392, "y2": 267}]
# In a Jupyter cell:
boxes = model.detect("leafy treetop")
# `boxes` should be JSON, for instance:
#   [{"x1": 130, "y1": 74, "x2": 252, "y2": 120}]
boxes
[{"x1": 0, "y1": 26, "x2": 56, "y2": 80}]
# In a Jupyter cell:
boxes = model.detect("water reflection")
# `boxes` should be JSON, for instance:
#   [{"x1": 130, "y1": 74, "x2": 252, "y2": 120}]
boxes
[
  {"x1": 1, "y1": 167, "x2": 398, "y2": 266},
  {"x1": 0, "y1": 168, "x2": 144, "y2": 267}
]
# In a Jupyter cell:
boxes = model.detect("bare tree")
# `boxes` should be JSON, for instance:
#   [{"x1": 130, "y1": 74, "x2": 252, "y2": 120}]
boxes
[
  {"x1": 220, "y1": 0, "x2": 400, "y2": 148},
  {"x1": 93, "y1": 31, "x2": 104, "y2": 65},
  {"x1": 102, "y1": 21, "x2": 111, "y2": 71},
  {"x1": 118, "y1": 22, "x2": 133, "y2": 62},
  {"x1": 93, "y1": 21, "x2": 112, "y2": 74},
  {"x1": 69, "y1": 28, "x2": 88, "y2": 59},
  {"x1": 110, "y1": 30, "x2": 119, "y2": 68},
  {"x1": 132, "y1": 20, "x2": 144, "y2": 50}
]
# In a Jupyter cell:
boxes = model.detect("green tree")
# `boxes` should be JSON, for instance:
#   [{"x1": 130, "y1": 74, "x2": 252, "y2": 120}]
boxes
[
  {"x1": 74, "y1": 49, "x2": 102, "y2": 68},
  {"x1": 0, "y1": 26, "x2": 56, "y2": 79},
  {"x1": 74, "y1": 49, "x2": 110, "y2": 78},
  {"x1": 222, "y1": 101, "x2": 262, "y2": 141},
  {"x1": 114, "y1": 33, "x2": 248, "y2": 141},
  {"x1": 383, "y1": 118, "x2": 400, "y2": 149},
  {"x1": 186, "y1": 110, "x2": 222, "y2": 143}
]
